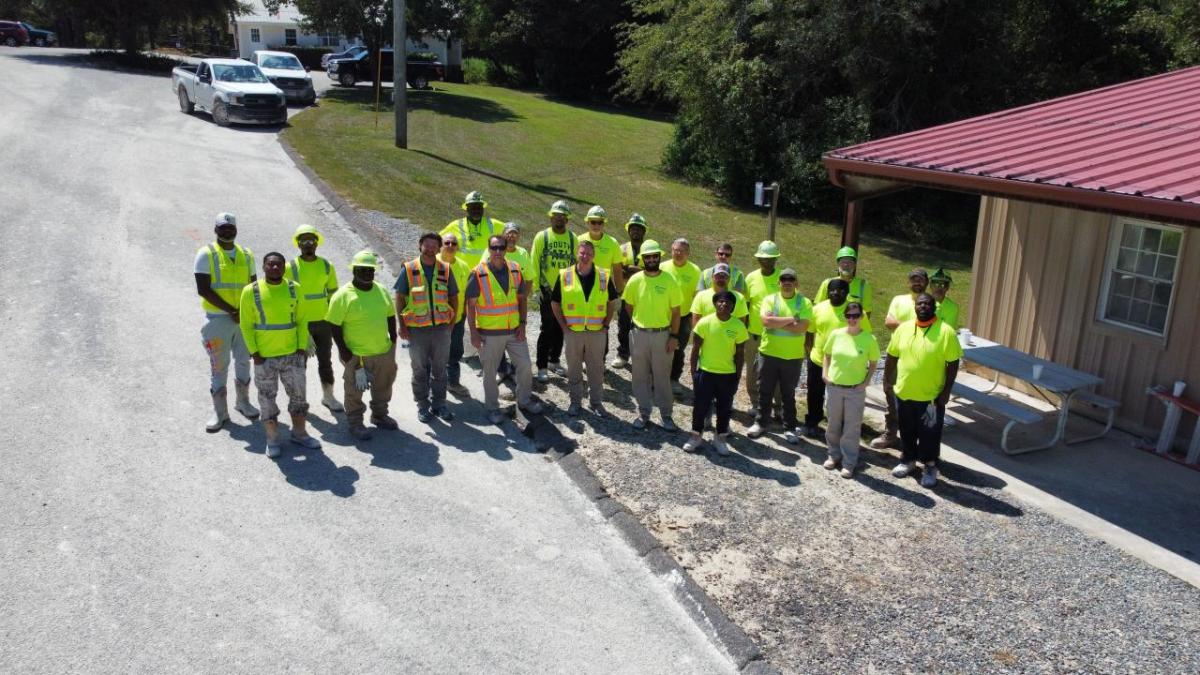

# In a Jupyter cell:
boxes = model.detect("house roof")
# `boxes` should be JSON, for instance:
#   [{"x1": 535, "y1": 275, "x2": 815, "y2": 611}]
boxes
[
  {"x1": 824, "y1": 66, "x2": 1200, "y2": 225},
  {"x1": 235, "y1": 0, "x2": 303, "y2": 25}
]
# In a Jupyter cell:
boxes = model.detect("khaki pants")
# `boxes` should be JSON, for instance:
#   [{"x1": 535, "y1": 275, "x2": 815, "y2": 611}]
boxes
[
  {"x1": 201, "y1": 314, "x2": 251, "y2": 393},
  {"x1": 342, "y1": 347, "x2": 398, "y2": 426},
  {"x1": 825, "y1": 384, "x2": 866, "y2": 469},
  {"x1": 564, "y1": 329, "x2": 606, "y2": 406},
  {"x1": 254, "y1": 353, "x2": 309, "y2": 421},
  {"x1": 479, "y1": 332, "x2": 533, "y2": 411},
  {"x1": 631, "y1": 328, "x2": 672, "y2": 417}
]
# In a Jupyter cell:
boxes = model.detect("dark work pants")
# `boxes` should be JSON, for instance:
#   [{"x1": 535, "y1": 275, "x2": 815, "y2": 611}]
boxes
[
  {"x1": 757, "y1": 354, "x2": 801, "y2": 428},
  {"x1": 308, "y1": 320, "x2": 335, "y2": 385},
  {"x1": 897, "y1": 398, "x2": 946, "y2": 466},
  {"x1": 804, "y1": 357, "x2": 826, "y2": 428},
  {"x1": 670, "y1": 314, "x2": 694, "y2": 382},
  {"x1": 447, "y1": 318, "x2": 465, "y2": 385},
  {"x1": 536, "y1": 288, "x2": 565, "y2": 369},
  {"x1": 692, "y1": 370, "x2": 737, "y2": 434},
  {"x1": 616, "y1": 302, "x2": 633, "y2": 359}
]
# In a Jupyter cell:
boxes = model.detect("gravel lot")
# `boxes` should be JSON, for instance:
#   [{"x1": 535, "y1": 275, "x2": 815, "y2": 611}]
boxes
[{"x1": 363, "y1": 210, "x2": 1200, "y2": 674}]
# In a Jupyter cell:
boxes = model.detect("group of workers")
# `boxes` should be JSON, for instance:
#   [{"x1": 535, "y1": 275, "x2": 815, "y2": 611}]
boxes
[{"x1": 195, "y1": 191, "x2": 963, "y2": 487}]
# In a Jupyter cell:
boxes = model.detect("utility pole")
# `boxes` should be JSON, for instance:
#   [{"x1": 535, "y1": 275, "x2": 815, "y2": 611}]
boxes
[
  {"x1": 393, "y1": 0, "x2": 407, "y2": 148},
  {"x1": 767, "y1": 181, "x2": 780, "y2": 241}
]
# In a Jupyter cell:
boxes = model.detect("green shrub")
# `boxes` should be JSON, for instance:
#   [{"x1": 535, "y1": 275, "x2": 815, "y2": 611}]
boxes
[
  {"x1": 88, "y1": 50, "x2": 183, "y2": 75},
  {"x1": 462, "y1": 57, "x2": 520, "y2": 86}
]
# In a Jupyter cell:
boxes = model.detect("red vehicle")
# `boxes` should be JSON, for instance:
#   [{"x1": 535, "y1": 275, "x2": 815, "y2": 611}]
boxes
[{"x1": 0, "y1": 20, "x2": 30, "y2": 46}]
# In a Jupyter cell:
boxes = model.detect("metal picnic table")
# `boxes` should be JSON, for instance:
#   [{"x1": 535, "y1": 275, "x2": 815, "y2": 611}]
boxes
[{"x1": 959, "y1": 334, "x2": 1107, "y2": 453}]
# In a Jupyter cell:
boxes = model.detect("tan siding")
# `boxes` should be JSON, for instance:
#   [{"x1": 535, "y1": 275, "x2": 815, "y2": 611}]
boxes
[{"x1": 970, "y1": 198, "x2": 1200, "y2": 438}]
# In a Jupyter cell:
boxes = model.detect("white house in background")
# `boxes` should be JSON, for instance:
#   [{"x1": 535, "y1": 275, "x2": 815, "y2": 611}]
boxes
[{"x1": 229, "y1": 0, "x2": 463, "y2": 73}]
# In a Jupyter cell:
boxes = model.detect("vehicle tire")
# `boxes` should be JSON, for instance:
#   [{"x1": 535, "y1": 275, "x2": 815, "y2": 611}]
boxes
[
  {"x1": 338, "y1": 71, "x2": 355, "y2": 87},
  {"x1": 410, "y1": 75, "x2": 429, "y2": 90},
  {"x1": 3, "y1": 37, "x2": 16, "y2": 47},
  {"x1": 177, "y1": 87, "x2": 194, "y2": 114},
  {"x1": 212, "y1": 101, "x2": 231, "y2": 127},
  {"x1": 34, "y1": 37, "x2": 45, "y2": 47}
]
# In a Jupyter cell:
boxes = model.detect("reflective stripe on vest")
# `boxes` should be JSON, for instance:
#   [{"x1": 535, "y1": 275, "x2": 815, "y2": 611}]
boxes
[
  {"x1": 559, "y1": 266, "x2": 609, "y2": 332},
  {"x1": 203, "y1": 243, "x2": 251, "y2": 313},
  {"x1": 473, "y1": 262, "x2": 521, "y2": 329},
  {"x1": 400, "y1": 260, "x2": 454, "y2": 327},
  {"x1": 764, "y1": 294, "x2": 805, "y2": 338},
  {"x1": 289, "y1": 258, "x2": 333, "y2": 300},
  {"x1": 457, "y1": 217, "x2": 497, "y2": 258},
  {"x1": 251, "y1": 280, "x2": 298, "y2": 331},
  {"x1": 209, "y1": 243, "x2": 249, "y2": 289}
]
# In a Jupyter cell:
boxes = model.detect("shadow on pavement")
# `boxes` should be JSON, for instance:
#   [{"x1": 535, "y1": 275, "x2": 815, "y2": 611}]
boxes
[{"x1": 275, "y1": 445, "x2": 360, "y2": 498}]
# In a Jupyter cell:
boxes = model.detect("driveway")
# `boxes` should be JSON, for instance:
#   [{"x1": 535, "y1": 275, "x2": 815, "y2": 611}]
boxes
[{"x1": 0, "y1": 47, "x2": 733, "y2": 673}]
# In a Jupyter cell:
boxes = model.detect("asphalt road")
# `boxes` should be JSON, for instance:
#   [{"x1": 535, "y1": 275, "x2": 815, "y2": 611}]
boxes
[{"x1": 0, "y1": 47, "x2": 733, "y2": 673}]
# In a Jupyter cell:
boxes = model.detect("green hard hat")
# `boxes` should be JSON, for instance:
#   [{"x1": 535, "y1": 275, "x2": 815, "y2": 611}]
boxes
[
  {"x1": 755, "y1": 240, "x2": 781, "y2": 258},
  {"x1": 835, "y1": 246, "x2": 857, "y2": 261},
  {"x1": 548, "y1": 200, "x2": 572, "y2": 217},
  {"x1": 461, "y1": 191, "x2": 487, "y2": 209},
  {"x1": 349, "y1": 250, "x2": 380, "y2": 269},
  {"x1": 586, "y1": 205, "x2": 608, "y2": 222},
  {"x1": 625, "y1": 213, "x2": 647, "y2": 232},
  {"x1": 931, "y1": 266, "x2": 953, "y2": 283},
  {"x1": 638, "y1": 239, "x2": 663, "y2": 260}
]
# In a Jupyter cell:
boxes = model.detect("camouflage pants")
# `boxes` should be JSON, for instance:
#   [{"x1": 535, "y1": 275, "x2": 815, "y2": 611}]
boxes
[{"x1": 254, "y1": 353, "x2": 309, "y2": 421}]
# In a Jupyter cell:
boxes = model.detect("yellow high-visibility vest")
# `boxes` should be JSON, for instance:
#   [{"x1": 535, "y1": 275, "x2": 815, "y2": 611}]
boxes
[
  {"x1": 399, "y1": 259, "x2": 454, "y2": 328},
  {"x1": 200, "y1": 243, "x2": 253, "y2": 314},
  {"x1": 558, "y1": 265, "x2": 610, "y2": 332},
  {"x1": 472, "y1": 261, "x2": 522, "y2": 330}
]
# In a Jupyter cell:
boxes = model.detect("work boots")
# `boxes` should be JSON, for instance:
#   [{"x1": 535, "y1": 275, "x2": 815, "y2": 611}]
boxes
[
  {"x1": 234, "y1": 380, "x2": 260, "y2": 420},
  {"x1": 321, "y1": 382, "x2": 344, "y2": 412},
  {"x1": 206, "y1": 388, "x2": 229, "y2": 433},
  {"x1": 870, "y1": 431, "x2": 898, "y2": 449}
]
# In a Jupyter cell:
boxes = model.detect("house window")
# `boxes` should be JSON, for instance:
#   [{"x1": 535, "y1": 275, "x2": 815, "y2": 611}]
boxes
[
  {"x1": 1099, "y1": 219, "x2": 1183, "y2": 336},
  {"x1": 317, "y1": 32, "x2": 340, "y2": 47},
  {"x1": 249, "y1": 28, "x2": 261, "y2": 43},
  {"x1": 285, "y1": 29, "x2": 297, "y2": 46}
]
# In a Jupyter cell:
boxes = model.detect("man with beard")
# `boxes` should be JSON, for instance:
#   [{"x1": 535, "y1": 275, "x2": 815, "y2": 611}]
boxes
[
  {"x1": 621, "y1": 240, "x2": 682, "y2": 431},
  {"x1": 814, "y1": 246, "x2": 874, "y2": 321},
  {"x1": 885, "y1": 293, "x2": 961, "y2": 488},
  {"x1": 929, "y1": 267, "x2": 959, "y2": 330},
  {"x1": 439, "y1": 232, "x2": 473, "y2": 398},
  {"x1": 195, "y1": 212, "x2": 259, "y2": 432},
  {"x1": 289, "y1": 224, "x2": 342, "y2": 412},
  {"x1": 326, "y1": 250, "x2": 398, "y2": 440},
  {"x1": 748, "y1": 268, "x2": 811, "y2": 443},
  {"x1": 873, "y1": 268, "x2": 931, "y2": 449},
  {"x1": 441, "y1": 191, "x2": 502, "y2": 269},
  {"x1": 612, "y1": 213, "x2": 648, "y2": 368},
  {"x1": 395, "y1": 232, "x2": 458, "y2": 423},
  {"x1": 529, "y1": 200, "x2": 577, "y2": 382}
]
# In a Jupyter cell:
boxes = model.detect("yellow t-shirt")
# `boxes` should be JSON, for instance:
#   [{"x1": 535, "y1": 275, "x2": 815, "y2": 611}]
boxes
[
  {"x1": 759, "y1": 292, "x2": 813, "y2": 360},
  {"x1": 886, "y1": 319, "x2": 963, "y2": 401},
  {"x1": 744, "y1": 269, "x2": 781, "y2": 335},
  {"x1": 690, "y1": 288, "x2": 749, "y2": 321},
  {"x1": 583, "y1": 232, "x2": 622, "y2": 276},
  {"x1": 288, "y1": 256, "x2": 339, "y2": 323},
  {"x1": 822, "y1": 327, "x2": 881, "y2": 386},
  {"x1": 440, "y1": 253, "x2": 472, "y2": 322},
  {"x1": 325, "y1": 281, "x2": 396, "y2": 357},
  {"x1": 693, "y1": 313, "x2": 749, "y2": 374},
  {"x1": 621, "y1": 271, "x2": 681, "y2": 329},
  {"x1": 936, "y1": 296, "x2": 960, "y2": 330},
  {"x1": 808, "y1": 300, "x2": 873, "y2": 362},
  {"x1": 887, "y1": 293, "x2": 917, "y2": 324},
  {"x1": 505, "y1": 245, "x2": 532, "y2": 277},
  {"x1": 663, "y1": 259, "x2": 701, "y2": 314},
  {"x1": 239, "y1": 280, "x2": 307, "y2": 358},
  {"x1": 814, "y1": 276, "x2": 874, "y2": 314}
]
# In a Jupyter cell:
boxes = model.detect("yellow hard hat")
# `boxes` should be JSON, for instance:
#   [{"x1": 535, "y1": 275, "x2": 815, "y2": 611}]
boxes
[
  {"x1": 638, "y1": 239, "x2": 663, "y2": 261},
  {"x1": 348, "y1": 250, "x2": 380, "y2": 270},
  {"x1": 293, "y1": 224, "x2": 323, "y2": 247}
]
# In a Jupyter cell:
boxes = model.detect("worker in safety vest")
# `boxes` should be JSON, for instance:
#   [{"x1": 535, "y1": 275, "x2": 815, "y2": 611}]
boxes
[
  {"x1": 395, "y1": 232, "x2": 458, "y2": 424},
  {"x1": 690, "y1": 263, "x2": 749, "y2": 326},
  {"x1": 441, "y1": 191, "x2": 502, "y2": 269},
  {"x1": 438, "y1": 231, "x2": 473, "y2": 398},
  {"x1": 929, "y1": 267, "x2": 959, "y2": 330},
  {"x1": 613, "y1": 213, "x2": 649, "y2": 368},
  {"x1": 872, "y1": 267, "x2": 929, "y2": 450},
  {"x1": 664, "y1": 238, "x2": 702, "y2": 394},
  {"x1": 748, "y1": 267, "x2": 812, "y2": 444},
  {"x1": 467, "y1": 235, "x2": 544, "y2": 425},
  {"x1": 239, "y1": 251, "x2": 320, "y2": 458},
  {"x1": 195, "y1": 212, "x2": 260, "y2": 432},
  {"x1": 551, "y1": 239, "x2": 618, "y2": 417},
  {"x1": 529, "y1": 200, "x2": 578, "y2": 382},
  {"x1": 289, "y1": 224, "x2": 342, "y2": 412},
  {"x1": 621, "y1": 239, "x2": 682, "y2": 431},
  {"x1": 697, "y1": 242, "x2": 747, "y2": 294},
  {"x1": 814, "y1": 246, "x2": 874, "y2": 321},
  {"x1": 326, "y1": 250, "x2": 398, "y2": 440},
  {"x1": 744, "y1": 241, "x2": 783, "y2": 416}
]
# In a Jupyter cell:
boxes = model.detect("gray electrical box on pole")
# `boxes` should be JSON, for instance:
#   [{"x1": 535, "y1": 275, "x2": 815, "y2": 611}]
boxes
[{"x1": 393, "y1": 0, "x2": 407, "y2": 148}]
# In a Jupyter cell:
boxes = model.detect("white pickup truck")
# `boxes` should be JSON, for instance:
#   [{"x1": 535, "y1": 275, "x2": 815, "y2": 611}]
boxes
[
  {"x1": 172, "y1": 58, "x2": 287, "y2": 126},
  {"x1": 251, "y1": 50, "x2": 316, "y2": 105}
]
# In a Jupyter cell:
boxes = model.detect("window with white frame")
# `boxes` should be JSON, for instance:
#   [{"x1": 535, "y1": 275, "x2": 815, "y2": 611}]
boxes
[
  {"x1": 1099, "y1": 218, "x2": 1183, "y2": 336},
  {"x1": 317, "y1": 32, "x2": 340, "y2": 47},
  {"x1": 284, "y1": 28, "x2": 297, "y2": 46},
  {"x1": 249, "y1": 28, "x2": 261, "y2": 43}
]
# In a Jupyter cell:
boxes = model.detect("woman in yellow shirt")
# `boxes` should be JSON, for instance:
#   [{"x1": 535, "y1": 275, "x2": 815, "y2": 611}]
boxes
[{"x1": 821, "y1": 302, "x2": 879, "y2": 478}]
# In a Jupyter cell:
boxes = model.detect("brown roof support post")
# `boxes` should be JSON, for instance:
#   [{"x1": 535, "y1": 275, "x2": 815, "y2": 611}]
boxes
[{"x1": 842, "y1": 197, "x2": 862, "y2": 250}]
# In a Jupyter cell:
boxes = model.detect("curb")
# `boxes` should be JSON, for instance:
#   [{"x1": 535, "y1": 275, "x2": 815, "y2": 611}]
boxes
[{"x1": 279, "y1": 135, "x2": 777, "y2": 674}]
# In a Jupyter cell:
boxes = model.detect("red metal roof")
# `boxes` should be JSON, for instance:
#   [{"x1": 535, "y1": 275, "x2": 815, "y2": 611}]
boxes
[{"x1": 824, "y1": 66, "x2": 1200, "y2": 225}]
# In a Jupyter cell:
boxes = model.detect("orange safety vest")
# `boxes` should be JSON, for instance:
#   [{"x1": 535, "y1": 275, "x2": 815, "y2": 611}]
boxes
[{"x1": 400, "y1": 259, "x2": 454, "y2": 328}]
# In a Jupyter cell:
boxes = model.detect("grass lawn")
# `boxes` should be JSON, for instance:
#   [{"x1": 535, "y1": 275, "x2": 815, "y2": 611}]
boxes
[{"x1": 284, "y1": 82, "x2": 974, "y2": 336}]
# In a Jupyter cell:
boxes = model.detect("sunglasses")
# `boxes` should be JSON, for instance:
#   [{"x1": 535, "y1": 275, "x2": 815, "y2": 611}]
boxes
[
  {"x1": 845, "y1": 313, "x2": 863, "y2": 319},
  {"x1": 443, "y1": 241, "x2": 459, "y2": 247},
  {"x1": 930, "y1": 281, "x2": 949, "y2": 288},
  {"x1": 489, "y1": 245, "x2": 506, "y2": 251},
  {"x1": 780, "y1": 277, "x2": 796, "y2": 282}
]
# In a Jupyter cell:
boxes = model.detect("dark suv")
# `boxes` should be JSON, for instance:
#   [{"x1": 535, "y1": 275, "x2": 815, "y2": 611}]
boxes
[
  {"x1": 19, "y1": 22, "x2": 55, "y2": 47},
  {"x1": 0, "y1": 20, "x2": 29, "y2": 46},
  {"x1": 326, "y1": 49, "x2": 444, "y2": 89}
]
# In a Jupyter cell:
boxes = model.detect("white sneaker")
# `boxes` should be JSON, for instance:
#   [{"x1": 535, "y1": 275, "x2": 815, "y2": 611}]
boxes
[
  {"x1": 783, "y1": 430, "x2": 799, "y2": 444},
  {"x1": 823, "y1": 457, "x2": 839, "y2": 470},
  {"x1": 683, "y1": 435, "x2": 704, "y2": 453},
  {"x1": 266, "y1": 441, "x2": 281, "y2": 459},
  {"x1": 920, "y1": 465, "x2": 939, "y2": 488},
  {"x1": 746, "y1": 422, "x2": 764, "y2": 438},
  {"x1": 840, "y1": 467, "x2": 855, "y2": 479},
  {"x1": 612, "y1": 356, "x2": 629, "y2": 369},
  {"x1": 892, "y1": 462, "x2": 915, "y2": 478},
  {"x1": 536, "y1": 369, "x2": 549, "y2": 383},
  {"x1": 712, "y1": 434, "x2": 731, "y2": 456}
]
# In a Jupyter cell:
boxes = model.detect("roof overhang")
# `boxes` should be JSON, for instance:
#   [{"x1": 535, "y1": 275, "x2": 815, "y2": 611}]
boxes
[{"x1": 824, "y1": 156, "x2": 1200, "y2": 228}]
